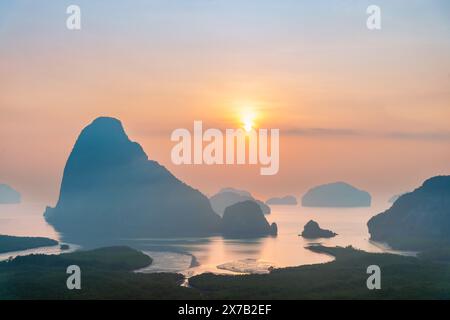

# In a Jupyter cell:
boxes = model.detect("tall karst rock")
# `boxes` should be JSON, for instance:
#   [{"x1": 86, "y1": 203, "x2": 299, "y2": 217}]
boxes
[
  {"x1": 44, "y1": 117, "x2": 221, "y2": 240},
  {"x1": 368, "y1": 176, "x2": 450, "y2": 250}
]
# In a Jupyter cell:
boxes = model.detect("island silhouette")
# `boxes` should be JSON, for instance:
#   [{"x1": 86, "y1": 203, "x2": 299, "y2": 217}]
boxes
[
  {"x1": 209, "y1": 187, "x2": 271, "y2": 216},
  {"x1": 302, "y1": 182, "x2": 371, "y2": 207},
  {"x1": 368, "y1": 175, "x2": 450, "y2": 250},
  {"x1": 44, "y1": 117, "x2": 277, "y2": 242},
  {"x1": 0, "y1": 184, "x2": 21, "y2": 204},
  {"x1": 265, "y1": 195, "x2": 297, "y2": 205},
  {"x1": 44, "y1": 117, "x2": 221, "y2": 240}
]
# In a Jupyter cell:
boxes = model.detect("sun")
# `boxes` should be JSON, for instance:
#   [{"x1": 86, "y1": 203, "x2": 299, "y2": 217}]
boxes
[
  {"x1": 243, "y1": 116, "x2": 254, "y2": 132},
  {"x1": 240, "y1": 109, "x2": 256, "y2": 132}
]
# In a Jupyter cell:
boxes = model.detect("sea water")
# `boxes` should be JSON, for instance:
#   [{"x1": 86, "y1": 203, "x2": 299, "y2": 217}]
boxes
[{"x1": 0, "y1": 201, "x2": 415, "y2": 276}]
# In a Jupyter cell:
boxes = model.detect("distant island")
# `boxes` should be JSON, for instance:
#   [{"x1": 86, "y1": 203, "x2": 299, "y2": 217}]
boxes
[
  {"x1": 221, "y1": 201, "x2": 277, "y2": 237},
  {"x1": 368, "y1": 175, "x2": 450, "y2": 250},
  {"x1": 44, "y1": 117, "x2": 221, "y2": 240},
  {"x1": 302, "y1": 182, "x2": 371, "y2": 207},
  {"x1": 210, "y1": 187, "x2": 271, "y2": 216},
  {"x1": 0, "y1": 235, "x2": 58, "y2": 254},
  {"x1": 265, "y1": 195, "x2": 297, "y2": 205},
  {"x1": 300, "y1": 220, "x2": 337, "y2": 239},
  {"x1": 0, "y1": 184, "x2": 21, "y2": 204}
]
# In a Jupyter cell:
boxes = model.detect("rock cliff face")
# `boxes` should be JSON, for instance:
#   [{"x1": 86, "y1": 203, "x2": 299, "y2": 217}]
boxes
[
  {"x1": 44, "y1": 117, "x2": 221, "y2": 240},
  {"x1": 302, "y1": 182, "x2": 371, "y2": 207},
  {"x1": 300, "y1": 220, "x2": 337, "y2": 239},
  {"x1": 221, "y1": 201, "x2": 277, "y2": 237},
  {"x1": 368, "y1": 176, "x2": 450, "y2": 250}
]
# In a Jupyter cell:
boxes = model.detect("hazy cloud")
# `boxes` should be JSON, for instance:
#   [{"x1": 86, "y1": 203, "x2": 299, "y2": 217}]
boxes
[
  {"x1": 284, "y1": 127, "x2": 450, "y2": 141},
  {"x1": 283, "y1": 128, "x2": 360, "y2": 137}
]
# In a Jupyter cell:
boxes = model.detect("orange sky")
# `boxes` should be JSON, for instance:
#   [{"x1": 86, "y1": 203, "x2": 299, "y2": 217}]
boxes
[{"x1": 0, "y1": 1, "x2": 449, "y2": 204}]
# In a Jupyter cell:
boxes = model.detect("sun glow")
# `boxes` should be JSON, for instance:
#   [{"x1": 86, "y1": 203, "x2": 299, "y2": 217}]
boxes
[
  {"x1": 240, "y1": 108, "x2": 257, "y2": 132},
  {"x1": 243, "y1": 117, "x2": 253, "y2": 132}
]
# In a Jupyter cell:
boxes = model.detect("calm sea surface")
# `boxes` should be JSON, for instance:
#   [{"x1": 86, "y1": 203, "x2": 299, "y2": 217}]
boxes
[{"x1": 0, "y1": 202, "x2": 414, "y2": 275}]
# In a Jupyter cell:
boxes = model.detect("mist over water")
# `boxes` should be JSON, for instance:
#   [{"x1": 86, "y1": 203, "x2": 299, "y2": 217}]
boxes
[
  {"x1": 0, "y1": 203, "x2": 59, "y2": 239},
  {"x1": 0, "y1": 200, "x2": 414, "y2": 275}
]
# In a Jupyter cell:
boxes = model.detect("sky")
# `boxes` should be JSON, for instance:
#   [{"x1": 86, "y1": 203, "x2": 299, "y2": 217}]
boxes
[{"x1": 0, "y1": 0, "x2": 449, "y2": 204}]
